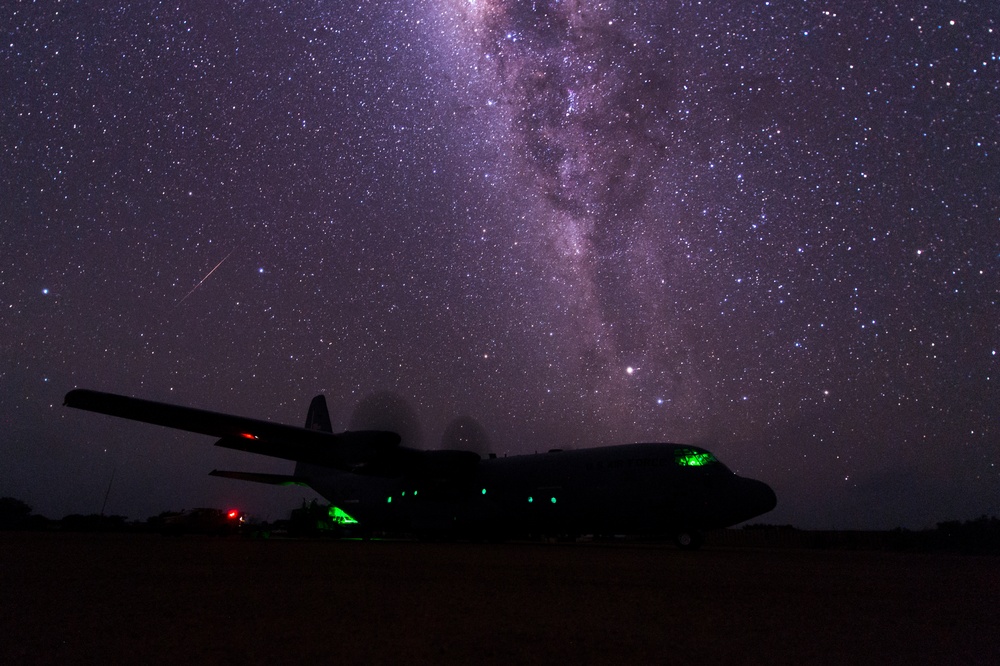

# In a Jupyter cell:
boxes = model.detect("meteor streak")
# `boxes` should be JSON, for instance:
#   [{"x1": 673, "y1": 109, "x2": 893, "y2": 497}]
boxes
[{"x1": 176, "y1": 250, "x2": 234, "y2": 306}]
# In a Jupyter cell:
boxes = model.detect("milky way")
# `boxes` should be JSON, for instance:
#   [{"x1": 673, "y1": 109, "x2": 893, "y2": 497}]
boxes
[{"x1": 1, "y1": 0, "x2": 997, "y2": 528}]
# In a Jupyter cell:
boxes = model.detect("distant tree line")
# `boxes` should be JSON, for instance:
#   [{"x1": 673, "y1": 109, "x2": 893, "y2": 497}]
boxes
[
  {"x1": 740, "y1": 518, "x2": 1000, "y2": 554},
  {"x1": 934, "y1": 516, "x2": 1000, "y2": 554},
  {"x1": 0, "y1": 496, "x2": 349, "y2": 538},
  {"x1": 0, "y1": 497, "x2": 129, "y2": 532},
  {"x1": 3, "y1": 496, "x2": 999, "y2": 552}
]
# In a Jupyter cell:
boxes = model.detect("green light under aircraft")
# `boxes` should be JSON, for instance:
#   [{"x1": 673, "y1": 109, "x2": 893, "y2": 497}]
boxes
[{"x1": 328, "y1": 506, "x2": 358, "y2": 525}]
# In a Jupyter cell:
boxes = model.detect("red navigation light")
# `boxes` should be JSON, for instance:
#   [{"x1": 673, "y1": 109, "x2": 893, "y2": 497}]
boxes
[
  {"x1": 240, "y1": 432, "x2": 257, "y2": 440},
  {"x1": 227, "y1": 510, "x2": 239, "y2": 520}
]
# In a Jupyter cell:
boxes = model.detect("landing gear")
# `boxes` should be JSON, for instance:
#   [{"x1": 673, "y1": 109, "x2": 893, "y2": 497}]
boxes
[{"x1": 675, "y1": 530, "x2": 704, "y2": 550}]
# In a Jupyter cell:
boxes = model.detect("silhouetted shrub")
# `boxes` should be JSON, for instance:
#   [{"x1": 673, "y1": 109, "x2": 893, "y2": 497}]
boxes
[{"x1": 0, "y1": 497, "x2": 32, "y2": 530}]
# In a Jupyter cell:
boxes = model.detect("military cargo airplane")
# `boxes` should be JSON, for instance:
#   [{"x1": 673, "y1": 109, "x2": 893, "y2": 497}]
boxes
[{"x1": 64, "y1": 388, "x2": 776, "y2": 548}]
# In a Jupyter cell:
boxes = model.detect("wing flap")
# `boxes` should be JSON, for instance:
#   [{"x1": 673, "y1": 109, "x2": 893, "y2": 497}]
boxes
[{"x1": 209, "y1": 470, "x2": 308, "y2": 486}]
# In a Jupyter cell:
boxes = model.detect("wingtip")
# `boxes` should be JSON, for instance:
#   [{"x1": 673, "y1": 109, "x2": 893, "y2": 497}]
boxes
[
  {"x1": 64, "y1": 388, "x2": 86, "y2": 407},
  {"x1": 64, "y1": 388, "x2": 107, "y2": 409}
]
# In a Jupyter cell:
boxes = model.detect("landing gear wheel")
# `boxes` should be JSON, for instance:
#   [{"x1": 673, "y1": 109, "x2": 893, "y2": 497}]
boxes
[{"x1": 675, "y1": 531, "x2": 704, "y2": 550}]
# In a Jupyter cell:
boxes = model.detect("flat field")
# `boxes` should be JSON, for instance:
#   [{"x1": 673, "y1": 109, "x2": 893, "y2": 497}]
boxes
[{"x1": 1, "y1": 533, "x2": 996, "y2": 665}]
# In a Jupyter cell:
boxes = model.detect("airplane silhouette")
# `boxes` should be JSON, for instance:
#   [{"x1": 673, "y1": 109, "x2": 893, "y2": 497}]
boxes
[{"x1": 64, "y1": 388, "x2": 776, "y2": 547}]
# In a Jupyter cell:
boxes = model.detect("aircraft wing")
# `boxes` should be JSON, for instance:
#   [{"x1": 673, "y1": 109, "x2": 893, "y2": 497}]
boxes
[{"x1": 64, "y1": 389, "x2": 400, "y2": 468}]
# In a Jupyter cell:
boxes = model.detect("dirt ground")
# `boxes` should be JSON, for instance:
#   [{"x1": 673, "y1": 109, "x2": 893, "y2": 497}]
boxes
[{"x1": 1, "y1": 533, "x2": 996, "y2": 665}]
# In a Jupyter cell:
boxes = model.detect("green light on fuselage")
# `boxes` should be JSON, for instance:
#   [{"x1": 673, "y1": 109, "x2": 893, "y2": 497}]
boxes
[
  {"x1": 550, "y1": 497, "x2": 557, "y2": 504},
  {"x1": 387, "y1": 496, "x2": 392, "y2": 503},
  {"x1": 675, "y1": 448, "x2": 717, "y2": 466},
  {"x1": 528, "y1": 496, "x2": 533, "y2": 503},
  {"x1": 481, "y1": 488, "x2": 487, "y2": 495}
]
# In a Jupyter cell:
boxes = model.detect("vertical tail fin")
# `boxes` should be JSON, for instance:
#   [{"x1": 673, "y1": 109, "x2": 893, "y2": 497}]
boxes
[{"x1": 305, "y1": 395, "x2": 333, "y2": 433}]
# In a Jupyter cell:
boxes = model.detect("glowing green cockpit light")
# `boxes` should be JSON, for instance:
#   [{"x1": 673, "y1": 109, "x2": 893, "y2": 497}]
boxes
[
  {"x1": 328, "y1": 506, "x2": 358, "y2": 525},
  {"x1": 674, "y1": 448, "x2": 717, "y2": 466}
]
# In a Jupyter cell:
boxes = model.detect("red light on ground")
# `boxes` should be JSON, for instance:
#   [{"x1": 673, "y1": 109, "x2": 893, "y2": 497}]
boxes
[{"x1": 227, "y1": 510, "x2": 239, "y2": 520}]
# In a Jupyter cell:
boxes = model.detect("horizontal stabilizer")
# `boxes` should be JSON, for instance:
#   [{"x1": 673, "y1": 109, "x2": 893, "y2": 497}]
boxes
[
  {"x1": 209, "y1": 470, "x2": 307, "y2": 486},
  {"x1": 64, "y1": 389, "x2": 400, "y2": 468}
]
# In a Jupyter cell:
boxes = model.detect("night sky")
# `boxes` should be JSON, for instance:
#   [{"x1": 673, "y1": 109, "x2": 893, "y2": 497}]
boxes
[{"x1": 2, "y1": 1, "x2": 997, "y2": 529}]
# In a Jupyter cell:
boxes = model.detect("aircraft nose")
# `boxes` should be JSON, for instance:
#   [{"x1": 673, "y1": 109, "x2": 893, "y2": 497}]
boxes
[{"x1": 744, "y1": 477, "x2": 777, "y2": 517}]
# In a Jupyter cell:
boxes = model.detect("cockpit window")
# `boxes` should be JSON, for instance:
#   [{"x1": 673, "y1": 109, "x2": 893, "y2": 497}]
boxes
[{"x1": 674, "y1": 448, "x2": 718, "y2": 467}]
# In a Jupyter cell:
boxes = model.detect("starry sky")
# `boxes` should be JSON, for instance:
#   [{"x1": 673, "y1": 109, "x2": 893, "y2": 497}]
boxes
[{"x1": 2, "y1": 0, "x2": 997, "y2": 529}]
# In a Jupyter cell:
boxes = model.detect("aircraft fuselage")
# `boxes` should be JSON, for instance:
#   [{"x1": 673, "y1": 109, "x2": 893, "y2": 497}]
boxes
[{"x1": 296, "y1": 443, "x2": 776, "y2": 539}]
